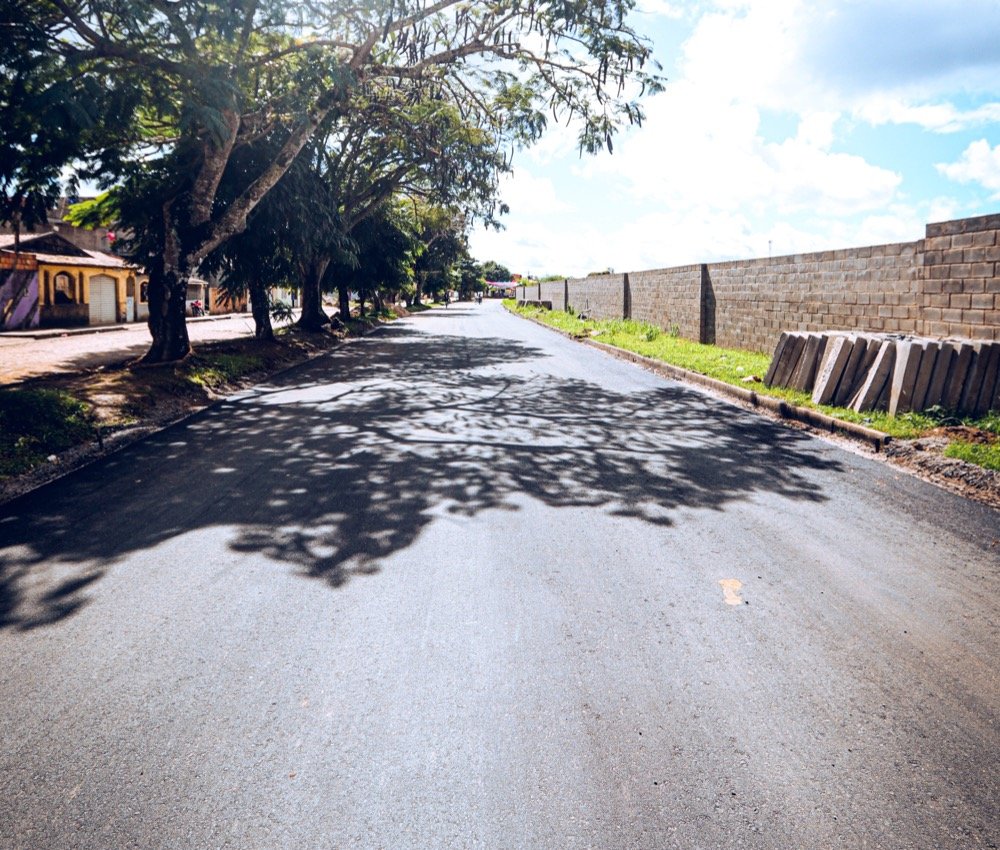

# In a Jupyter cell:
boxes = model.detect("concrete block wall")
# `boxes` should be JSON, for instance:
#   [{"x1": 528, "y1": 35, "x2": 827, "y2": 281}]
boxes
[
  {"x1": 565, "y1": 273, "x2": 626, "y2": 320},
  {"x1": 706, "y1": 242, "x2": 920, "y2": 352},
  {"x1": 539, "y1": 279, "x2": 568, "y2": 312},
  {"x1": 921, "y1": 214, "x2": 1000, "y2": 341},
  {"x1": 511, "y1": 214, "x2": 999, "y2": 354},
  {"x1": 628, "y1": 265, "x2": 702, "y2": 341}
]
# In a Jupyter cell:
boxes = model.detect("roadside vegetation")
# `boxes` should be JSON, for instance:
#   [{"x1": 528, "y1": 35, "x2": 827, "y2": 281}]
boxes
[
  {"x1": 507, "y1": 302, "x2": 1000, "y2": 466},
  {"x1": 0, "y1": 388, "x2": 96, "y2": 477}
]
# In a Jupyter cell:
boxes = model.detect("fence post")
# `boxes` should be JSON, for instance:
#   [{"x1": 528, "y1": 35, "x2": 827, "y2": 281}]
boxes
[{"x1": 699, "y1": 264, "x2": 716, "y2": 345}]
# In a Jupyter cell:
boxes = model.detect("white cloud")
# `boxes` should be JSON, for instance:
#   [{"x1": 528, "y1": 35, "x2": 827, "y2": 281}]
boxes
[
  {"x1": 677, "y1": 1, "x2": 1000, "y2": 114},
  {"x1": 495, "y1": 168, "x2": 569, "y2": 216},
  {"x1": 580, "y1": 81, "x2": 900, "y2": 217},
  {"x1": 636, "y1": 0, "x2": 686, "y2": 18},
  {"x1": 797, "y1": 0, "x2": 1000, "y2": 97},
  {"x1": 937, "y1": 140, "x2": 1000, "y2": 199},
  {"x1": 470, "y1": 1, "x2": 998, "y2": 277},
  {"x1": 854, "y1": 97, "x2": 1000, "y2": 133}
]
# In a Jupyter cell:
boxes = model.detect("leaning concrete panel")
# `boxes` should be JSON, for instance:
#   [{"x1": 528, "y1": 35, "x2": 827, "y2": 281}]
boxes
[
  {"x1": 910, "y1": 341, "x2": 940, "y2": 412},
  {"x1": 833, "y1": 337, "x2": 872, "y2": 406},
  {"x1": 812, "y1": 336, "x2": 852, "y2": 404},
  {"x1": 923, "y1": 342, "x2": 956, "y2": 410},
  {"x1": 943, "y1": 343, "x2": 976, "y2": 411},
  {"x1": 959, "y1": 343, "x2": 987, "y2": 415},
  {"x1": 973, "y1": 342, "x2": 1000, "y2": 416},
  {"x1": 773, "y1": 333, "x2": 807, "y2": 388},
  {"x1": 852, "y1": 342, "x2": 896, "y2": 412},
  {"x1": 789, "y1": 334, "x2": 826, "y2": 391},
  {"x1": 888, "y1": 340, "x2": 925, "y2": 415},
  {"x1": 764, "y1": 332, "x2": 792, "y2": 387}
]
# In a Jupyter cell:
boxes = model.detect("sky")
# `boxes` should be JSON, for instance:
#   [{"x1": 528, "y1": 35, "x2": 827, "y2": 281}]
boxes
[{"x1": 468, "y1": 0, "x2": 1000, "y2": 279}]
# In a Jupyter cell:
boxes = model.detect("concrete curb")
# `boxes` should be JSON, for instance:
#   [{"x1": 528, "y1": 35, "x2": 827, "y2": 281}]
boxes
[{"x1": 507, "y1": 307, "x2": 892, "y2": 451}]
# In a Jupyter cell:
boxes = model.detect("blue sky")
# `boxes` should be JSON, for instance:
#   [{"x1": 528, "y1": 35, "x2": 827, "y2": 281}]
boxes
[{"x1": 468, "y1": 0, "x2": 1000, "y2": 278}]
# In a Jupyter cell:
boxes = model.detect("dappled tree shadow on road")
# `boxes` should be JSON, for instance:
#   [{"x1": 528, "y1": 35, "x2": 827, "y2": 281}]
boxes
[{"x1": 0, "y1": 323, "x2": 843, "y2": 629}]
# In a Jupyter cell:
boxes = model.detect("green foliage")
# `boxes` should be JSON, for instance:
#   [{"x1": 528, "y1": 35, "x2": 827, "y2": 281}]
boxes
[
  {"x1": 185, "y1": 354, "x2": 265, "y2": 389},
  {"x1": 944, "y1": 441, "x2": 1000, "y2": 470},
  {"x1": 0, "y1": 388, "x2": 94, "y2": 477},
  {"x1": 970, "y1": 411, "x2": 1000, "y2": 436},
  {"x1": 482, "y1": 260, "x2": 514, "y2": 282},
  {"x1": 270, "y1": 301, "x2": 294, "y2": 324}
]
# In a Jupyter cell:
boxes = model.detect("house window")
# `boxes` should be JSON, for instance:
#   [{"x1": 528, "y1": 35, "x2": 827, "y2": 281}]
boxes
[
  {"x1": 140, "y1": 282, "x2": 149, "y2": 303},
  {"x1": 54, "y1": 272, "x2": 74, "y2": 303}
]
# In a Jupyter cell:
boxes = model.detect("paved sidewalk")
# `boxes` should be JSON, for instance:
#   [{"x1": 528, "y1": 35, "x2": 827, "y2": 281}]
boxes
[{"x1": 0, "y1": 313, "x2": 261, "y2": 384}]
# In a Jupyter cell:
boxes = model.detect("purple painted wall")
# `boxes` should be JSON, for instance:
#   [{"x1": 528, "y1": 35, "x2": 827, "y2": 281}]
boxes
[{"x1": 1, "y1": 269, "x2": 40, "y2": 330}]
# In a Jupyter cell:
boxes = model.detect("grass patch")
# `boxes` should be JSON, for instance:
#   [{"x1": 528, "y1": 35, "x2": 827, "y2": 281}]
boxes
[
  {"x1": 505, "y1": 301, "x2": 990, "y2": 442},
  {"x1": 0, "y1": 388, "x2": 95, "y2": 477},
  {"x1": 185, "y1": 353, "x2": 265, "y2": 389},
  {"x1": 944, "y1": 441, "x2": 1000, "y2": 470}
]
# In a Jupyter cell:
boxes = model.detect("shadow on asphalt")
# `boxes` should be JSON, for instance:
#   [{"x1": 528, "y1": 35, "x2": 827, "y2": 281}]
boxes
[{"x1": 0, "y1": 323, "x2": 843, "y2": 630}]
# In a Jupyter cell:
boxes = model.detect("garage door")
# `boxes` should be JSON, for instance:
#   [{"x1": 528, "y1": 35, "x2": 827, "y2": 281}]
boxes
[{"x1": 89, "y1": 276, "x2": 117, "y2": 324}]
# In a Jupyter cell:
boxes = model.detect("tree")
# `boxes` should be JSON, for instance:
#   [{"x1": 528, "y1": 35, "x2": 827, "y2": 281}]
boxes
[
  {"x1": 481, "y1": 260, "x2": 514, "y2": 282},
  {"x1": 5, "y1": 0, "x2": 661, "y2": 361},
  {"x1": 405, "y1": 202, "x2": 469, "y2": 305},
  {"x1": 456, "y1": 257, "x2": 485, "y2": 300},
  {"x1": 325, "y1": 201, "x2": 415, "y2": 322},
  {"x1": 292, "y1": 89, "x2": 511, "y2": 330}
]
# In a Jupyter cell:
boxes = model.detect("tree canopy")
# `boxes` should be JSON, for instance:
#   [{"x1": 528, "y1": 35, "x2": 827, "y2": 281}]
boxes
[{"x1": 4, "y1": 0, "x2": 662, "y2": 360}]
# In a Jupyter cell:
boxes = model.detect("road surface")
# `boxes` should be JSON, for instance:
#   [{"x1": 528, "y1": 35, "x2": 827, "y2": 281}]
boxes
[{"x1": 1, "y1": 300, "x2": 998, "y2": 849}]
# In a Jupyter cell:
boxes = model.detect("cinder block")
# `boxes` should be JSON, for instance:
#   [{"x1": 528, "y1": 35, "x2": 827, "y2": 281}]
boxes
[
  {"x1": 888, "y1": 340, "x2": 925, "y2": 415},
  {"x1": 852, "y1": 342, "x2": 896, "y2": 411},
  {"x1": 910, "y1": 342, "x2": 940, "y2": 411},
  {"x1": 923, "y1": 342, "x2": 956, "y2": 410},
  {"x1": 943, "y1": 343, "x2": 976, "y2": 410},
  {"x1": 812, "y1": 336, "x2": 852, "y2": 404}
]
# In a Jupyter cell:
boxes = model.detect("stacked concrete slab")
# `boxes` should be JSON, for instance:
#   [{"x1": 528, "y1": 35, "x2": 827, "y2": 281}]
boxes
[{"x1": 765, "y1": 331, "x2": 1000, "y2": 415}]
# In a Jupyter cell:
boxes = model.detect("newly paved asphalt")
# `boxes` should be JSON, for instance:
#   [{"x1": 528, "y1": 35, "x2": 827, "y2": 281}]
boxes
[{"x1": 1, "y1": 300, "x2": 998, "y2": 849}]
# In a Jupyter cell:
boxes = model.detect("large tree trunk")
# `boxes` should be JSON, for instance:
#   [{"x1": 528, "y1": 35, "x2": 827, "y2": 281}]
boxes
[
  {"x1": 338, "y1": 281, "x2": 351, "y2": 323},
  {"x1": 296, "y1": 258, "x2": 330, "y2": 331},
  {"x1": 143, "y1": 268, "x2": 191, "y2": 363},
  {"x1": 142, "y1": 205, "x2": 192, "y2": 363},
  {"x1": 249, "y1": 277, "x2": 273, "y2": 341}
]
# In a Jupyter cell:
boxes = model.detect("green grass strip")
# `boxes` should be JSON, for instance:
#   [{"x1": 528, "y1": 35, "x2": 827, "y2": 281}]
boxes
[{"x1": 943, "y1": 441, "x2": 1000, "y2": 471}]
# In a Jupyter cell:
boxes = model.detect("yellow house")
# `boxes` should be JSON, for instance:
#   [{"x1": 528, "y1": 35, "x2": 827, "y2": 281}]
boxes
[{"x1": 0, "y1": 232, "x2": 148, "y2": 327}]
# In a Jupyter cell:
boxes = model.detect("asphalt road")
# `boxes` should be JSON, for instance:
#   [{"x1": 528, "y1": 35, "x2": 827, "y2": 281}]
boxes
[{"x1": 1, "y1": 300, "x2": 998, "y2": 849}]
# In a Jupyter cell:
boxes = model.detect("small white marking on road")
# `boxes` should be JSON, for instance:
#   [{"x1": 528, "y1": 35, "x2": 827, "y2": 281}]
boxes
[{"x1": 719, "y1": 579, "x2": 743, "y2": 605}]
